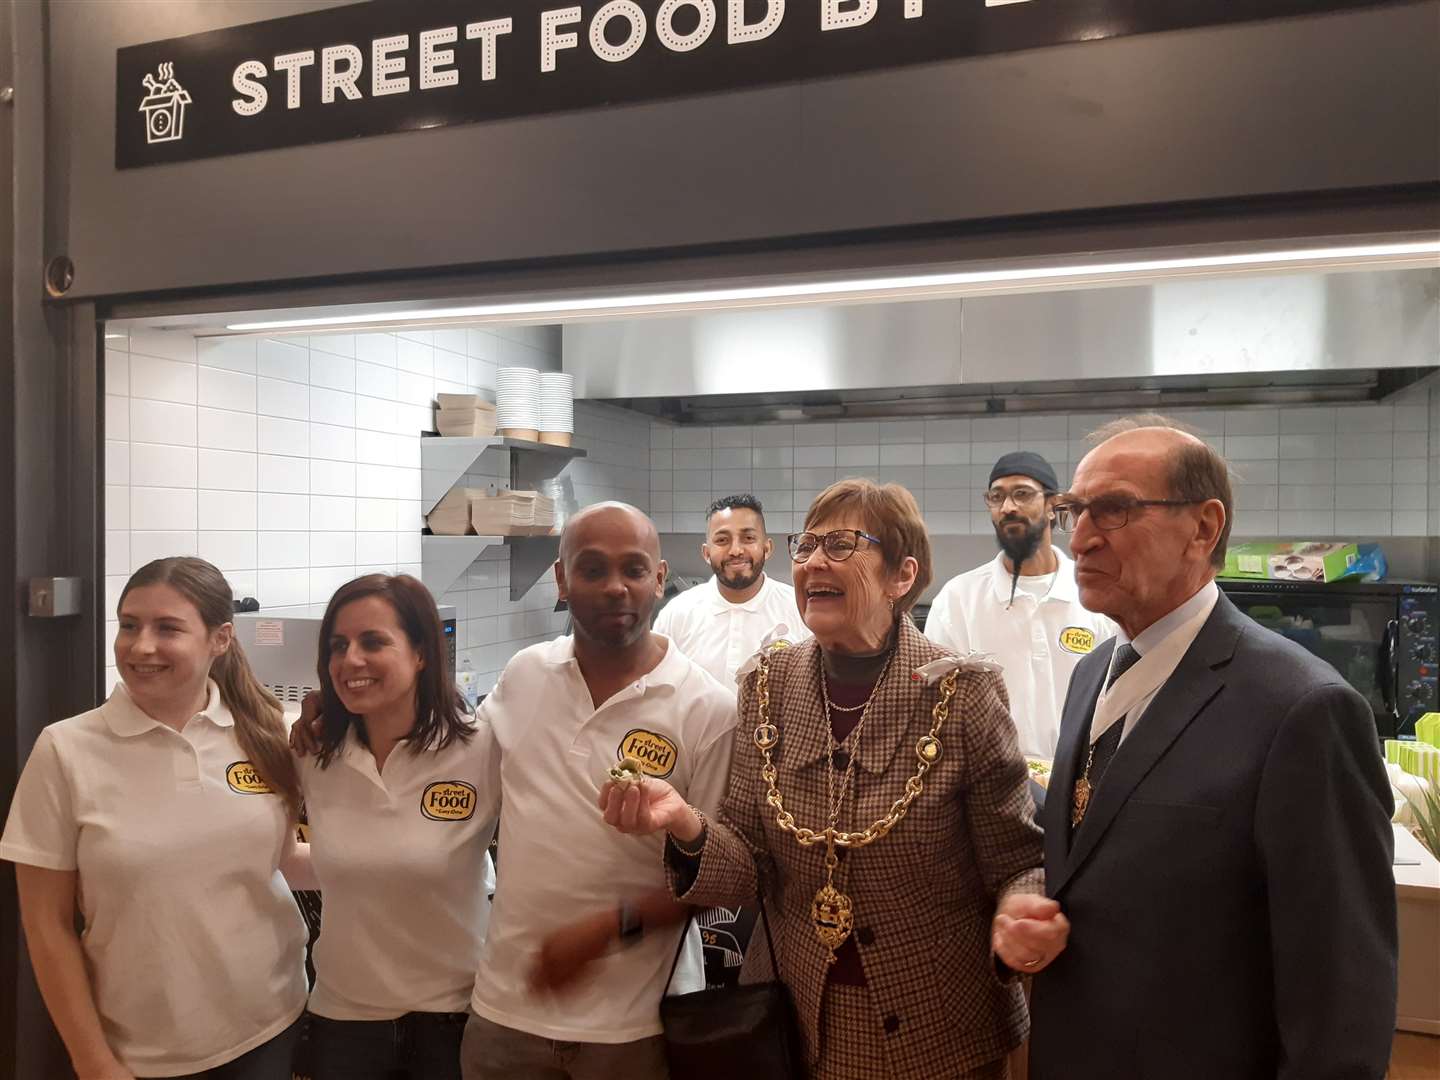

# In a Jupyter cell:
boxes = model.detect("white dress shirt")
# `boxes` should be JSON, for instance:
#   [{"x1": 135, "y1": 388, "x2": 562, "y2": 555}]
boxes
[
  {"x1": 652, "y1": 574, "x2": 809, "y2": 687},
  {"x1": 1096, "y1": 580, "x2": 1221, "y2": 745},
  {"x1": 924, "y1": 549, "x2": 1115, "y2": 758}
]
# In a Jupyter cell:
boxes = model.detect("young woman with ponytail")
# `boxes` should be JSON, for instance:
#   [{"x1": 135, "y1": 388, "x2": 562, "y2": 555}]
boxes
[{"x1": 0, "y1": 557, "x2": 309, "y2": 1080}]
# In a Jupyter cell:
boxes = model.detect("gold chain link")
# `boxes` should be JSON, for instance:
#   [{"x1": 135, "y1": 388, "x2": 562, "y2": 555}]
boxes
[{"x1": 753, "y1": 653, "x2": 960, "y2": 849}]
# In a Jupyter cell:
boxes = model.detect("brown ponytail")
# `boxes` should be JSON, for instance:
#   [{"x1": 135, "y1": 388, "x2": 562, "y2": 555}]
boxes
[{"x1": 120, "y1": 557, "x2": 302, "y2": 820}]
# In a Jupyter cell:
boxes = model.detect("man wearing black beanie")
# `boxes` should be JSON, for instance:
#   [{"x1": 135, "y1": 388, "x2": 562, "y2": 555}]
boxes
[{"x1": 924, "y1": 450, "x2": 1114, "y2": 761}]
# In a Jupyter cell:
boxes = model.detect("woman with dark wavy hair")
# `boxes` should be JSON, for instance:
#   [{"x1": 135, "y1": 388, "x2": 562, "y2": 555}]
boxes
[{"x1": 296, "y1": 573, "x2": 499, "y2": 1080}]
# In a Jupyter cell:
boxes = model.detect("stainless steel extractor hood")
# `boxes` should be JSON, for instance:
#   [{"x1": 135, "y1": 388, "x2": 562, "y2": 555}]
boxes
[{"x1": 564, "y1": 268, "x2": 1439, "y2": 423}]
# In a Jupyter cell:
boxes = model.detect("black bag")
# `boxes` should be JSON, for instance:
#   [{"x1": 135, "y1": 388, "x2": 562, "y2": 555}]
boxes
[{"x1": 660, "y1": 893, "x2": 807, "y2": 1080}]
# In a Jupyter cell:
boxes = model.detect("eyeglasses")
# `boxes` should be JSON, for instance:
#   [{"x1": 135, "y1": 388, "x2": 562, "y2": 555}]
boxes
[
  {"x1": 1051, "y1": 494, "x2": 1204, "y2": 532},
  {"x1": 982, "y1": 486, "x2": 1045, "y2": 509},
  {"x1": 787, "y1": 529, "x2": 882, "y2": 563}
]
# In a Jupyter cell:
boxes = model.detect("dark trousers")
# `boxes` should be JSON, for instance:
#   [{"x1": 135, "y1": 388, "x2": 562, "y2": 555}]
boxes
[
  {"x1": 301, "y1": 1010, "x2": 467, "y2": 1080},
  {"x1": 153, "y1": 1015, "x2": 303, "y2": 1080}
]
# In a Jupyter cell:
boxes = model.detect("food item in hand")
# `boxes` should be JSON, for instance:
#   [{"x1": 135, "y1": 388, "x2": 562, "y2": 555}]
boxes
[
  {"x1": 608, "y1": 756, "x2": 646, "y2": 790},
  {"x1": 1026, "y1": 758, "x2": 1053, "y2": 789}
]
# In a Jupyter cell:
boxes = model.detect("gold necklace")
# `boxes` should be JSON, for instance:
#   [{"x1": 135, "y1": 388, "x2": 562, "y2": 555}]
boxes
[{"x1": 753, "y1": 651, "x2": 959, "y2": 964}]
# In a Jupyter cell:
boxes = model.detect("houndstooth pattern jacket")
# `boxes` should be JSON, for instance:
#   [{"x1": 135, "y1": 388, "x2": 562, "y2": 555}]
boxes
[{"x1": 669, "y1": 616, "x2": 1045, "y2": 1077}]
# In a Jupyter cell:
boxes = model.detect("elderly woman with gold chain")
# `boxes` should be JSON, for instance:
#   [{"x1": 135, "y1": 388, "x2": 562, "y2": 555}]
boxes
[{"x1": 600, "y1": 479, "x2": 1068, "y2": 1079}]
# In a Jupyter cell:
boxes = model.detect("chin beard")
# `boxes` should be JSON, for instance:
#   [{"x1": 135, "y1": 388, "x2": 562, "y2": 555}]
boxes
[
  {"x1": 995, "y1": 518, "x2": 1045, "y2": 568},
  {"x1": 714, "y1": 559, "x2": 763, "y2": 591}
]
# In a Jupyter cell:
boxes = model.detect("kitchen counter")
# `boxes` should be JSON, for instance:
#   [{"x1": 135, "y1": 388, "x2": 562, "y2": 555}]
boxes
[{"x1": 1394, "y1": 824, "x2": 1440, "y2": 1035}]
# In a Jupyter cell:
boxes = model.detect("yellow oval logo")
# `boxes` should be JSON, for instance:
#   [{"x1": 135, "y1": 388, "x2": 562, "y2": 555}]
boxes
[
  {"x1": 226, "y1": 761, "x2": 273, "y2": 795},
  {"x1": 618, "y1": 729, "x2": 679, "y2": 779},
  {"x1": 1059, "y1": 627, "x2": 1097, "y2": 655},
  {"x1": 421, "y1": 781, "x2": 477, "y2": 821}
]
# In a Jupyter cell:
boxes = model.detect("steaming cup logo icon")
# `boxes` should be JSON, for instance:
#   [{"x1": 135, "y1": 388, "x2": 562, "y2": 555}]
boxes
[{"x1": 139, "y1": 62, "x2": 192, "y2": 145}]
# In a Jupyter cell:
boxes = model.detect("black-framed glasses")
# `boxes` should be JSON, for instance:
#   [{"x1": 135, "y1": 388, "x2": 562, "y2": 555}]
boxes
[
  {"x1": 982, "y1": 486, "x2": 1046, "y2": 509},
  {"x1": 787, "y1": 529, "x2": 882, "y2": 563},
  {"x1": 1051, "y1": 494, "x2": 1204, "y2": 533}
]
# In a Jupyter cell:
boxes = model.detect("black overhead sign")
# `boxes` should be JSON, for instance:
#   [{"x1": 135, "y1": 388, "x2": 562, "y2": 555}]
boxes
[{"x1": 117, "y1": 0, "x2": 1402, "y2": 168}]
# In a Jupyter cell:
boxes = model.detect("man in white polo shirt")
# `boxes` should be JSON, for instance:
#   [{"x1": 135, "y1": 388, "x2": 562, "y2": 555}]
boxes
[
  {"x1": 653, "y1": 493, "x2": 809, "y2": 688},
  {"x1": 925, "y1": 451, "x2": 1114, "y2": 761},
  {"x1": 462, "y1": 502, "x2": 736, "y2": 1080}
]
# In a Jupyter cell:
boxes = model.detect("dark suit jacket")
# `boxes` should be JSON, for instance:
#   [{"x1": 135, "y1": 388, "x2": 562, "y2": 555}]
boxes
[{"x1": 1030, "y1": 591, "x2": 1397, "y2": 1080}]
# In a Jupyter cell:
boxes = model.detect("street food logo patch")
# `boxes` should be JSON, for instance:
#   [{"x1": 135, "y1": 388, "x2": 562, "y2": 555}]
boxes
[
  {"x1": 618, "y1": 729, "x2": 678, "y2": 780},
  {"x1": 226, "y1": 761, "x2": 273, "y2": 795},
  {"x1": 421, "y1": 781, "x2": 478, "y2": 822},
  {"x1": 1058, "y1": 627, "x2": 1097, "y2": 655}
]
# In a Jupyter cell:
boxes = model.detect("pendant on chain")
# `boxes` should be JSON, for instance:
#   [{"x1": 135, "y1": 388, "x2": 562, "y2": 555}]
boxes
[{"x1": 1071, "y1": 776, "x2": 1091, "y2": 826}]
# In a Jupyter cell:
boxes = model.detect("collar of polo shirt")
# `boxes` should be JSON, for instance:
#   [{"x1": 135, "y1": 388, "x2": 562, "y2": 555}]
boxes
[
  {"x1": 987, "y1": 548, "x2": 1078, "y2": 605},
  {"x1": 708, "y1": 573, "x2": 773, "y2": 615},
  {"x1": 102, "y1": 679, "x2": 233, "y2": 736},
  {"x1": 545, "y1": 633, "x2": 689, "y2": 692}
]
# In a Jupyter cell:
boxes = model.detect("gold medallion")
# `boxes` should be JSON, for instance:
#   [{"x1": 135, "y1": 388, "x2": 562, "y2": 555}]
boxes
[
  {"x1": 916, "y1": 734, "x2": 942, "y2": 764},
  {"x1": 811, "y1": 882, "x2": 854, "y2": 962},
  {"x1": 1071, "y1": 776, "x2": 1091, "y2": 826}
]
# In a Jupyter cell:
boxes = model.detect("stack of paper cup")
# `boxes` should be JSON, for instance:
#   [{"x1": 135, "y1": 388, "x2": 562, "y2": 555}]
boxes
[
  {"x1": 538, "y1": 372, "x2": 575, "y2": 447},
  {"x1": 495, "y1": 367, "x2": 540, "y2": 441}
]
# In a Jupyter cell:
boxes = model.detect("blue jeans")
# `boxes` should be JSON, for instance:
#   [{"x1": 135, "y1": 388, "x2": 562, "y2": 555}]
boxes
[
  {"x1": 154, "y1": 1015, "x2": 302, "y2": 1080},
  {"x1": 301, "y1": 1010, "x2": 467, "y2": 1080}
]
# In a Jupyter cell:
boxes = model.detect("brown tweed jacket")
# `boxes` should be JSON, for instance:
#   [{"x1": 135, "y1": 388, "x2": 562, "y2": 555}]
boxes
[{"x1": 670, "y1": 616, "x2": 1044, "y2": 1077}]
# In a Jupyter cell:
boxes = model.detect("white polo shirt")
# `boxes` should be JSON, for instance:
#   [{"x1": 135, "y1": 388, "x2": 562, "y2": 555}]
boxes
[
  {"x1": 652, "y1": 574, "x2": 809, "y2": 687},
  {"x1": 302, "y1": 718, "x2": 499, "y2": 1020},
  {"x1": 924, "y1": 549, "x2": 1116, "y2": 759},
  {"x1": 471, "y1": 635, "x2": 737, "y2": 1043},
  {"x1": 0, "y1": 682, "x2": 307, "y2": 1078}
]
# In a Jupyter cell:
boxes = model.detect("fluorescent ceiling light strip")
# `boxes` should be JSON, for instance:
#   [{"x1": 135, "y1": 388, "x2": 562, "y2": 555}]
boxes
[{"x1": 226, "y1": 240, "x2": 1440, "y2": 331}]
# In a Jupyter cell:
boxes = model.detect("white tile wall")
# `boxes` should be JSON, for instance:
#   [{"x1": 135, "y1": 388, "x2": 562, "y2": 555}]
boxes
[
  {"x1": 649, "y1": 403, "x2": 1433, "y2": 543},
  {"x1": 99, "y1": 320, "x2": 1440, "y2": 697},
  {"x1": 103, "y1": 324, "x2": 593, "y2": 696}
]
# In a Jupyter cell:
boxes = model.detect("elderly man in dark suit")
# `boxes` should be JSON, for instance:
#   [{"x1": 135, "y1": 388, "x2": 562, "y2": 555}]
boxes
[{"x1": 1028, "y1": 416, "x2": 1397, "y2": 1080}]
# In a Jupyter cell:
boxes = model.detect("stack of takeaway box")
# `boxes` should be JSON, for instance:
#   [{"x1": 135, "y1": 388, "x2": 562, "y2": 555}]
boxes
[
  {"x1": 434, "y1": 394, "x2": 498, "y2": 438},
  {"x1": 426, "y1": 487, "x2": 556, "y2": 537}
]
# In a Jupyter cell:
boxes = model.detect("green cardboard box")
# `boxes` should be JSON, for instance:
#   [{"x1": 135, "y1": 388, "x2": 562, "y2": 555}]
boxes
[{"x1": 1220, "y1": 541, "x2": 1359, "y2": 583}]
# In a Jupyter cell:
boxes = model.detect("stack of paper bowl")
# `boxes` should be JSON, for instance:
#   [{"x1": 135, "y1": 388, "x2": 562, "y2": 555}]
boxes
[
  {"x1": 495, "y1": 367, "x2": 540, "y2": 441},
  {"x1": 538, "y1": 372, "x2": 575, "y2": 447}
]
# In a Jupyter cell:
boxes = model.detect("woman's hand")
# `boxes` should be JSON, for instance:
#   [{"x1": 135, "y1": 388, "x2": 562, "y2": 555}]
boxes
[
  {"x1": 992, "y1": 893, "x2": 1070, "y2": 975},
  {"x1": 288, "y1": 691, "x2": 324, "y2": 757},
  {"x1": 597, "y1": 777, "x2": 699, "y2": 841}
]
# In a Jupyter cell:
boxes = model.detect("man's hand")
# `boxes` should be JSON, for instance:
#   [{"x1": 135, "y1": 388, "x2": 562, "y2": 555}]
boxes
[
  {"x1": 992, "y1": 893, "x2": 1070, "y2": 975},
  {"x1": 288, "y1": 690, "x2": 324, "y2": 757},
  {"x1": 528, "y1": 911, "x2": 615, "y2": 994},
  {"x1": 598, "y1": 777, "x2": 698, "y2": 840}
]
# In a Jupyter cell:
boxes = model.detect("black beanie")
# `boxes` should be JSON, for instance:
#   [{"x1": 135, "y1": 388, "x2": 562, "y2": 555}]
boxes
[{"x1": 989, "y1": 450, "x2": 1059, "y2": 493}]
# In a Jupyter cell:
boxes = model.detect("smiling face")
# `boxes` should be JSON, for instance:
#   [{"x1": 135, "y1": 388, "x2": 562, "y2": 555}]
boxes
[
  {"x1": 326, "y1": 594, "x2": 426, "y2": 720},
  {"x1": 1068, "y1": 428, "x2": 1224, "y2": 637},
  {"x1": 792, "y1": 515, "x2": 917, "y2": 654},
  {"x1": 556, "y1": 505, "x2": 667, "y2": 650},
  {"x1": 703, "y1": 506, "x2": 772, "y2": 591},
  {"x1": 114, "y1": 583, "x2": 230, "y2": 715}
]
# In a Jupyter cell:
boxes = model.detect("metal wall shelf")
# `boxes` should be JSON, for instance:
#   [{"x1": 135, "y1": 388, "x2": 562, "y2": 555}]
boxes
[
  {"x1": 420, "y1": 436, "x2": 585, "y2": 515},
  {"x1": 420, "y1": 436, "x2": 581, "y2": 599},
  {"x1": 420, "y1": 534, "x2": 563, "y2": 601}
]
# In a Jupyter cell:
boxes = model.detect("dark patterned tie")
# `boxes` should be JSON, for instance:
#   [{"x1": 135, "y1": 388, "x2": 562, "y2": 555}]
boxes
[{"x1": 1088, "y1": 642, "x2": 1142, "y2": 788}]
